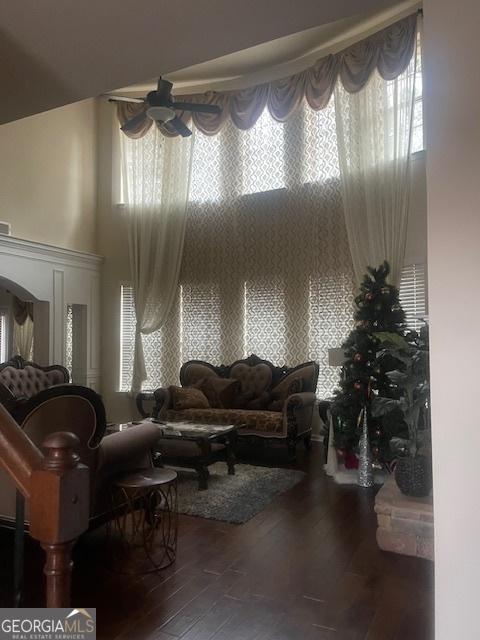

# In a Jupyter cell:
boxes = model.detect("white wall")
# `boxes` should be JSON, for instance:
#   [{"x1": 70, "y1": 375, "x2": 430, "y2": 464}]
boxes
[
  {"x1": 423, "y1": 2, "x2": 480, "y2": 638},
  {"x1": 0, "y1": 99, "x2": 98, "y2": 253}
]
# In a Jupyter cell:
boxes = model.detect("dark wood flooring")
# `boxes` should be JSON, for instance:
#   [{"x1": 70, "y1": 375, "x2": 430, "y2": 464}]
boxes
[{"x1": 0, "y1": 443, "x2": 434, "y2": 639}]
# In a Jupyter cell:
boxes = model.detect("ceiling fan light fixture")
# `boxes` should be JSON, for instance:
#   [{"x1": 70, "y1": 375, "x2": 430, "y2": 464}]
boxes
[
  {"x1": 146, "y1": 105, "x2": 175, "y2": 123},
  {"x1": 116, "y1": 77, "x2": 219, "y2": 136}
]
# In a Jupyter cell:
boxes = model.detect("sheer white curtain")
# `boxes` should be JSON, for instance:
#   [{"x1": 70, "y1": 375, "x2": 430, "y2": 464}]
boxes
[
  {"x1": 13, "y1": 317, "x2": 34, "y2": 360},
  {"x1": 123, "y1": 103, "x2": 355, "y2": 397},
  {"x1": 118, "y1": 21, "x2": 420, "y2": 394},
  {"x1": 121, "y1": 125, "x2": 193, "y2": 390},
  {"x1": 334, "y1": 37, "x2": 418, "y2": 286}
]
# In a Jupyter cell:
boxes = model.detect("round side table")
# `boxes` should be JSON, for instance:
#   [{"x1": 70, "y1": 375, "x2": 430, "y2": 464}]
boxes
[{"x1": 107, "y1": 468, "x2": 178, "y2": 574}]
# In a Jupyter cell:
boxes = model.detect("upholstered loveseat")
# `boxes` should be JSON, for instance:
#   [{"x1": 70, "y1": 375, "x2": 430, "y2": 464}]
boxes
[{"x1": 144, "y1": 354, "x2": 319, "y2": 457}]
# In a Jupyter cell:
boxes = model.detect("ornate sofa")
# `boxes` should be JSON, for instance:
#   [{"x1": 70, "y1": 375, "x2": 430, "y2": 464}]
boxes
[{"x1": 142, "y1": 354, "x2": 319, "y2": 458}]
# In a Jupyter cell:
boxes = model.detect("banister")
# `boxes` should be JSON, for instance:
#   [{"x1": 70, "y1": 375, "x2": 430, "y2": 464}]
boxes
[
  {"x1": 0, "y1": 404, "x2": 42, "y2": 497},
  {"x1": 0, "y1": 404, "x2": 90, "y2": 607}
]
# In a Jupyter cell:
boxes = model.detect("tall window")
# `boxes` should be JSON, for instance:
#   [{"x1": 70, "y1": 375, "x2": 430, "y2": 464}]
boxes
[
  {"x1": 119, "y1": 39, "x2": 424, "y2": 394},
  {"x1": 411, "y1": 33, "x2": 424, "y2": 153},
  {"x1": 120, "y1": 285, "x2": 136, "y2": 392},
  {"x1": 121, "y1": 264, "x2": 427, "y2": 391},
  {"x1": 120, "y1": 97, "x2": 356, "y2": 395},
  {"x1": 240, "y1": 109, "x2": 286, "y2": 195}
]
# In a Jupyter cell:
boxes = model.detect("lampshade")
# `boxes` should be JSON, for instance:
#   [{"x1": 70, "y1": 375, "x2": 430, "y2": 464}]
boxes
[
  {"x1": 328, "y1": 347, "x2": 346, "y2": 367},
  {"x1": 146, "y1": 105, "x2": 175, "y2": 123}
]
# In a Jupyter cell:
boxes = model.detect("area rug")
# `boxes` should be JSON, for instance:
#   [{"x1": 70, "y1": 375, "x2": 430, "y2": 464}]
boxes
[{"x1": 175, "y1": 463, "x2": 306, "y2": 524}]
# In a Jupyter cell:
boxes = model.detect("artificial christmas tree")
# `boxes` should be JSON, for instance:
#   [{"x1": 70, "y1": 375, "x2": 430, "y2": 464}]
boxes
[{"x1": 331, "y1": 261, "x2": 407, "y2": 465}]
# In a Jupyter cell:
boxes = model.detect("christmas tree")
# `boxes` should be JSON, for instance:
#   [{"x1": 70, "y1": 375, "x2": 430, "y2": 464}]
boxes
[{"x1": 331, "y1": 262, "x2": 407, "y2": 464}]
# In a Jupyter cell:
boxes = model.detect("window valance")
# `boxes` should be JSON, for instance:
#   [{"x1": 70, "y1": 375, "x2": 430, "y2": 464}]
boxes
[{"x1": 117, "y1": 13, "x2": 417, "y2": 139}]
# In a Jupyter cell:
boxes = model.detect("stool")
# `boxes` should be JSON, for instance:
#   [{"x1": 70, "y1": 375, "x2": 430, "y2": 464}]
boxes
[{"x1": 107, "y1": 468, "x2": 178, "y2": 574}]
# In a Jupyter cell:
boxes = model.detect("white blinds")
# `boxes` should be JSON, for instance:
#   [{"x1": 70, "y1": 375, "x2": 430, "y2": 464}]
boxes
[
  {"x1": 120, "y1": 285, "x2": 136, "y2": 391},
  {"x1": 121, "y1": 262, "x2": 426, "y2": 391},
  {"x1": 120, "y1": 284, "x2": 181, "y2": 391},
  {"x1": 0, "y1": 314, "x2": 6, "y2": 362},
  {"x1": 65, "y1": 304, "x2": 73, "y2": 378},
  {"x1": 399, "y1": 263, "x2": 427, "y2": 330}
]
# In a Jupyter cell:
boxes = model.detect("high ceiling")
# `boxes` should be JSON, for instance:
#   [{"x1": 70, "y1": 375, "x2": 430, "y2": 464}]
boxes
[
  {"x1": 115, "y1": 1, "x2": 419, "y2": 97},
  {"x1": 1, "y1": 0, "x2": 412, "y2": 124}
]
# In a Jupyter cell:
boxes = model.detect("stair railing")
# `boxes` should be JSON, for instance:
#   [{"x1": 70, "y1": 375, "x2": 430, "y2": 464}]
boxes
[{"x1": 0, "y1": 404, "x2": 89, "y2": 607}]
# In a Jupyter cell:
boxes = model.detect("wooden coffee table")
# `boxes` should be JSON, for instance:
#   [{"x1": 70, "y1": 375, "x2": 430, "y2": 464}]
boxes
[
  {"x1": 106, "y1": 420, "x2": 239, "y2": 490},
  {"x1": 154, "y1": 421, "x2": 239, "y2": 490}
]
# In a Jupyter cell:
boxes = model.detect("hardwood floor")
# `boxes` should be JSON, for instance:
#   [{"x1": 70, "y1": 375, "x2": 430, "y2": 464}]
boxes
[{"x1": 0, "y1": 443, "x2": 434, "y2": 639}]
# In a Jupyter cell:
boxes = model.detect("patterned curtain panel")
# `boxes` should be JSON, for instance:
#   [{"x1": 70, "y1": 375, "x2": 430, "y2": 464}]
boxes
[
  {"x1": 334, "y1": 33, "x2": 419, "y2": 287},
  {"x1": 128, "y1": 99, "x2": 355, "y2": 397}
]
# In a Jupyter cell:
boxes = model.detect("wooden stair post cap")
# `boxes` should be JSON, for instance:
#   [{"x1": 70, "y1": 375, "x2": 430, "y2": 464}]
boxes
[{"x1": 41, "y1": 431, "x2": 80, "y2": 471}]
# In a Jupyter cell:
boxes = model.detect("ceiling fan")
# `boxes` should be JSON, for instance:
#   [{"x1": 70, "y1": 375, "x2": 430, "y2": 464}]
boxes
[{"x1": 109, "y1": 77, "x2": 221, "y2": 137}]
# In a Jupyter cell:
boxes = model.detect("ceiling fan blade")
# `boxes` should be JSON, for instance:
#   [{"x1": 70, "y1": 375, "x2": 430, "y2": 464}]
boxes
[
  {"x1": 121, "y1": 111, "x2": 148, "y2": 132},
  {"x1": 170, "y1": 116, "x2": 192, "y2": 137},
  {"x1": 107, "y1": 95, "x2": 145, "y2": 104},
  {"x1": 172, "y1": 101, "x2": 221, "y2": 115}
]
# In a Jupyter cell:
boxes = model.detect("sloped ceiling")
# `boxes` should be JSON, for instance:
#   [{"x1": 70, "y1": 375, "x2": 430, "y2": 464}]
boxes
[
  {"x1": 114, "y1": 0, "x2": 419, "y2": 97},
  {"x1": 0, "y1": 0, "x2": 402, "y2": 124}
]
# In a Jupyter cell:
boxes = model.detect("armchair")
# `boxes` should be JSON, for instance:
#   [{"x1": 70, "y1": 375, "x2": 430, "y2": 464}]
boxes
[{"x1": 0, "y1": 384, "x2": 161, "y2": 525}]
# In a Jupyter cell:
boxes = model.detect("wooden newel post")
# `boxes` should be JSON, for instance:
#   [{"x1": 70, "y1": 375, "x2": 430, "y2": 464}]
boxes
[{"x1": 29, "y1": 432, "x2": 90, "y2": 608}]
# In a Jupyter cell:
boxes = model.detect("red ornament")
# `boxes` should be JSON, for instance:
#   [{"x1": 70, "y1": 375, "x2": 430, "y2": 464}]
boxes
[
  {"x1": 344, "y1": 451, "x2": 359, "y2": 469},
  {"x1": 372, "y1": 446, "x2": 380, "y2": 458},
  {"x1": 353, "y1": 353, "x2": 363, "y2": 363},
  {"x1": 365, "y1": 292, "x2": 375, "y2": 302},
  {"x1": 354, "y1": 381, "x2": 363, "y2": 391}
]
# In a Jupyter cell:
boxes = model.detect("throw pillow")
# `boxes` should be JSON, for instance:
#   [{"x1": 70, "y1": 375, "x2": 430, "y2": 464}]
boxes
[
  {"x1": 169, "y1": 386, "x2": 210, "y2": 411},
  {"x1": 202, "y1": 376, "x2": 240, "y2": 409},
  {"x1": 196, "y1": 377, "x2": 240, "y2": 409},
  {"x1": 245, "y1": 392, "x2": 271, "y2": 411},
  {"x1": 232, "y1": 390, "x2": 255, "y2": 410},
  {"x1": 268, "y1": 377, "x2": 304, "y2": 412}
]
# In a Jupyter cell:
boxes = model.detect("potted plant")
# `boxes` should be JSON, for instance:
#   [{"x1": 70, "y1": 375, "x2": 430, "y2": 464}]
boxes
[{"x1": 371, "y1": 326, "x2": 431, "y2": 497}]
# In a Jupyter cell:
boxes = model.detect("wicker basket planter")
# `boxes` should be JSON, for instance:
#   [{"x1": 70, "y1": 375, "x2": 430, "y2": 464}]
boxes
[{"x1": 395, "y1": 455, "x2": 432, "y2": 497}]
